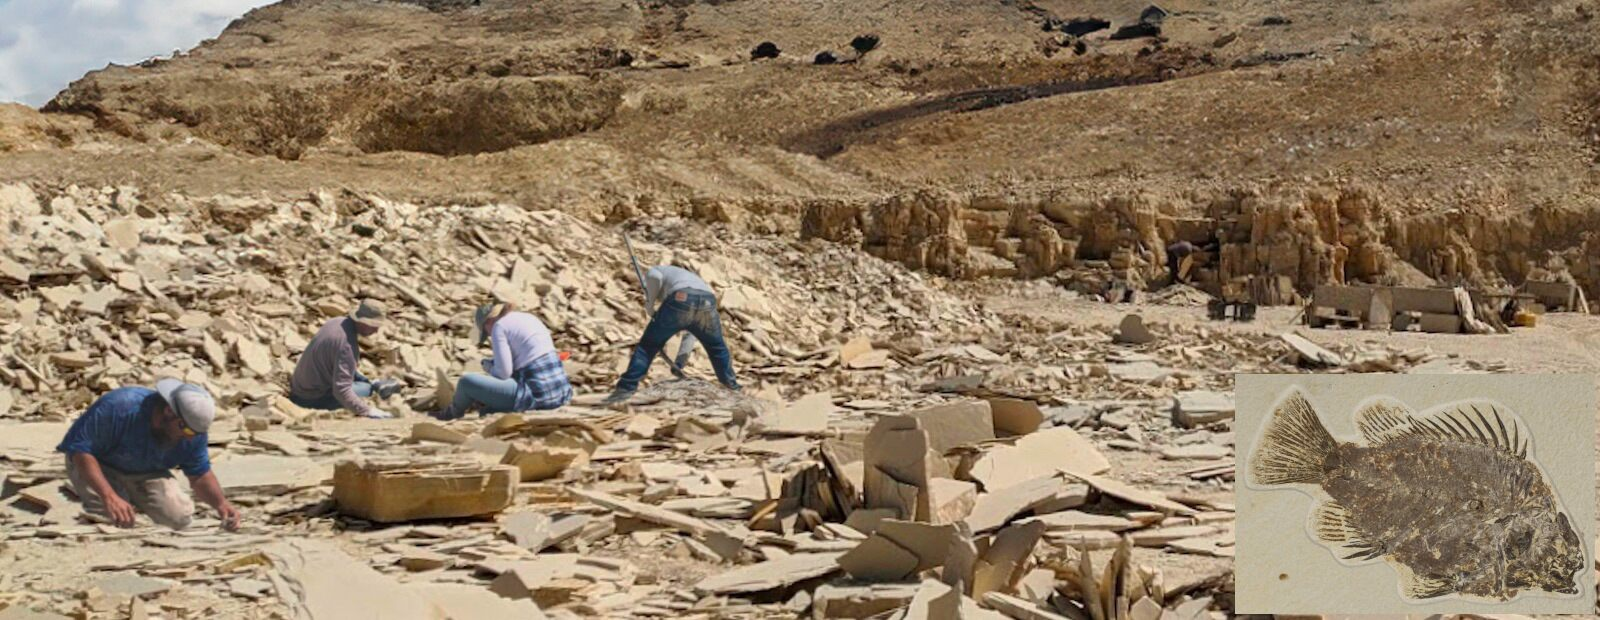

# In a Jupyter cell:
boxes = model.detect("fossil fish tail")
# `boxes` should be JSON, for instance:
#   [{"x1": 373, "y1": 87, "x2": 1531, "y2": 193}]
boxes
[{"x1": 1251, "y1": 390, "x2": 1337, "y2": 486}]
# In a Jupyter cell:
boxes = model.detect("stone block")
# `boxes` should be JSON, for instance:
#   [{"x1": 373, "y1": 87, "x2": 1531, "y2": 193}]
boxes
[
  {"x1": 1311, "y1": 285, "x2": 1373, "y2": 315},
  {"x1": 907, "y1": 400, "x2": 994, "y2": 453},
  {"x1": 1524, "y1": 280, "x2": 1580, "y2": 311},
  {"x1": 333, "y1": 461, "x2": 516, "y2": 523},
  {"x1": 862, "y1": 415, "x2": 948, "y2": 521},
  {"x1": 1389, "y1": 287, "x2": 1457, "y2": 315},
  {"x1": 1310, "y1": 285, "x2": 1391, "y2": 328},
  {"x1": 1172, "y1": 391, "x2": 1235, "y2": 427},
  {"x1": 1417, "y1": 312, "x2": 1461, "y2": 334}
]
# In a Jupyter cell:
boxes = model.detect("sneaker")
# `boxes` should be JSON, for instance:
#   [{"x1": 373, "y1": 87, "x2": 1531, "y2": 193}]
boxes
[
  {"x1": 600, "y1": 390, "x2": 634, "y2": 407},
  {"x1": 372, "y1": 379, "x2": 401, "y2": 399},
  {"x1": 428, "y1": 407, "x2": 463, "y2": 421}
]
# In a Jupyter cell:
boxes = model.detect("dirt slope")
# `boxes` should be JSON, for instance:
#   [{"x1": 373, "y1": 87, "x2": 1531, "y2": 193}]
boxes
[{"x1": 2, "y1": 0, "x2": 1598, "y2": 299}]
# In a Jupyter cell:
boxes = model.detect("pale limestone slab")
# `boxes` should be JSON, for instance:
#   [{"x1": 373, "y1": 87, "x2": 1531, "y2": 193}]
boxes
[{"x1": 1236, "y1": 374, "x2": 1595, "y2": 614}]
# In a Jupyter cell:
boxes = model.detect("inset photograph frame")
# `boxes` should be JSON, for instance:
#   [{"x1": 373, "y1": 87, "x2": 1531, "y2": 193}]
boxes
[{"x1": 1236, "y1": 374, "x2": 1596, "y2": 614}]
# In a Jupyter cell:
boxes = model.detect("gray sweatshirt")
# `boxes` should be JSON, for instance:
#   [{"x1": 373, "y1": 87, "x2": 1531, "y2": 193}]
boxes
[
  {"x1": 288, "y1": 318, "x2": 370, "y2": 416},
  {"x1": 644, "y1": 266, "x2": 714, "y2": 309},
  {"x1": 643, "y1": 266, "x2": 714, "y2": 361}
]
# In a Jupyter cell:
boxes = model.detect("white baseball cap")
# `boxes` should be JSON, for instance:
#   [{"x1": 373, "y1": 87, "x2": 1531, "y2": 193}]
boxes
[{"x1": 155, "y1": 378, "x2": 216, "y2": 434}]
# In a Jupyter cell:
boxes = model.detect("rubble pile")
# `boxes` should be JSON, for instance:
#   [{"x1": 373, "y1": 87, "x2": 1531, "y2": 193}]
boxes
[
  {"x1": 0, "y1": 182, "x2": 986, "y2": 422},
  {"x1": 0, "y1": 182, "x2": 1480, "y2": 619}
]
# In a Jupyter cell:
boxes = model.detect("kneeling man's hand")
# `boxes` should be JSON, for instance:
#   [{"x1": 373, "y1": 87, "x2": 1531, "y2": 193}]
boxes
[
  {"x1": 218, "y1": 502, "x2": 241, "y2": 531},
  {"x1": 105, "y1": 494, "x2": 137, "y2": 527}
]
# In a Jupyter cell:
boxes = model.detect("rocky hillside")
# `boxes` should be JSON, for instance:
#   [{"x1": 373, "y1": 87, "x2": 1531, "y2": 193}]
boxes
[{"x1": 2, "y1": 0, "x2": 1598, "y2": 302}]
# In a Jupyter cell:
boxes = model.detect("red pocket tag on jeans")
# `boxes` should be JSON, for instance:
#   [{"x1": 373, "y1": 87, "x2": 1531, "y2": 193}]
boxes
[{"x1": 674, "y1": 291, "x2": 687, "y2": 302}]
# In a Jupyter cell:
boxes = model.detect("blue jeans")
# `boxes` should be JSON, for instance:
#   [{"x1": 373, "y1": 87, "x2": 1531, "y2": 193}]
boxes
[
  {"x1": 449, "y1": 373, "x2": 519, "y2": 415},
  {"x1": 447, "y1": 353, "x2": 573, "y2": 417},
  {"x1": 615, "y1": 290, "x2": 738, "y2": 393},
  {"x1": 288, "y1": 374, "x2": 373, "y2": 410}
]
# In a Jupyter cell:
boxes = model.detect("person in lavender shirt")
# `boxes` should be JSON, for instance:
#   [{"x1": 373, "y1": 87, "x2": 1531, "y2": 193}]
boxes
[{"x1": 430, "y1": 302, "x2": 573, "y2": 419}]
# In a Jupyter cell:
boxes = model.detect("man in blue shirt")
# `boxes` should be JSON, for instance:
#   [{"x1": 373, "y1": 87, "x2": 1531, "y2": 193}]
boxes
[{"x1": 56, "y1": 379, "x2": 239, "y2": 530}]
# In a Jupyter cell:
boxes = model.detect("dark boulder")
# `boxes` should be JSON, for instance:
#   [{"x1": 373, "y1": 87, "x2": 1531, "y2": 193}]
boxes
[
  {"x1": 1110, "y1": 22, "x2": 1160, "y2": 40},
  {"x1": 751, "y1": 41, "x2": 781, "y2": 60},
  {"x1": 1061, "y1": 17, "x2": 1111, "y2": 37},
  {"x1": 850, "y1": 34, "x2": 880, "y2": 54}
]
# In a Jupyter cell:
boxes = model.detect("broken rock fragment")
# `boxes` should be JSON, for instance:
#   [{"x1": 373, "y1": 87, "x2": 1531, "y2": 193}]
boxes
[
  {"x1": 985, "y1": 398, "x2": 1045, "y2": 436},
  {"x1": 927, "y1": 477, "x2": 978, "y2": 524},
  {"x1": 1061, "y1": 470, "x2": 1195, "y2": 515},
  {"x1": 1282, "y1": 332, "x2": 1342, "y2": 367},
  {"x1": 838, "y1": 519, "x2": 959, "y2": 581},
  {"x1": 1112, "y1": 314, "x2": 1155, "y2": 344},
  {"x1": 963, "y1": 474, "x2": 1068, "y2": 533},
  {"x1": 969, "y1": 427, "x2": 1108, "y2": 492},
  {"x1": 756, "y1": 391, "x2": 833, "y2": 434},
  {"x1": 408, "y1": 421, "x2": 469, "y2": 445},
  {"x1": 90, "y1": 573, "x2": 172, "y2": 599},
  {"x1": 693, "y1": 552, "x2": 843, "y2": 595},
  {"x1": 982, "y1": 592, "x2": 1072, "y2": 620},
  {"x1": 1159, "y1": 444, "x2": 1229, "y2": 460},
  {"x1": 970, "y1": 521, "x2": 1045, "y2": 599},
  {"x1": 837, "y1": 534, "x2": 919, "y2": 582},
  {"x1": 567, "y1": 488, "x2": 718, "y2": 537},
  {"x1": 415, "y1": 583, "x2": 551, "y2": 620},
  {"x1": 49, "y1": 351, "x2": 95, "y2": 369},
  {"x1": 812, "y1": 583, "x2": 921, "y2": 619},
  {"x1": 862, "y1": 414, "x2": 950, "y2": 521},
  {"x1": 502, "y1": 440, "x2": 587, "y2": 482},
  {"x1": 265, "y1": 538, "x2": 442, "y2": 620},
  {"x1": 212, "y1": 454, "x2": 328, "y2": 494},
  {"x1": 486, "y1": 555, "x2": 631, "y2": 605},
  {"x1": 234, "y1": 337, "x2": 274, "y2": 376},
  {"x1": 501, "y1": 511, "x2": 554, "y2": 551},
  {"x1": 838, "y1": 336, "x2": 873, "y2": 366}
]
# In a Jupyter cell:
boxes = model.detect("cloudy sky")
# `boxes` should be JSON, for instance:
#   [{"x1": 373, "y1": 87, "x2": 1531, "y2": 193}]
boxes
[{"x1": 0, "y1": 0, "x2": 274, "y2": 106}]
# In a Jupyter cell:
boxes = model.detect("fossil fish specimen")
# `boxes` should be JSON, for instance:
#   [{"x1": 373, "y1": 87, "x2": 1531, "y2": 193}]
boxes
[{"x1": 1250, "y1": 390, "x2": 1584, "y2": 601}]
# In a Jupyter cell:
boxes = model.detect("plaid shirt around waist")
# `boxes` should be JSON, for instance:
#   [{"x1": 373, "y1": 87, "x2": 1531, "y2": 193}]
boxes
[{"x1": 512, "y1": 351, "x2": 573, "y2": 411}]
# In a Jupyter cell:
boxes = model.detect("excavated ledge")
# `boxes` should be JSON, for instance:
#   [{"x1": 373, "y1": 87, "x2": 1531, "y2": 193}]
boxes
[{"x1": 799, "y1": 187, "x2": 1600, "y2": 307}]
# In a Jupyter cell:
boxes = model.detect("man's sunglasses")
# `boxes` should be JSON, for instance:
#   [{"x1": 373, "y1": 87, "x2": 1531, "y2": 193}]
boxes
[{"x1": 170, "y1": 410, "x2": 198, "y2": 438}]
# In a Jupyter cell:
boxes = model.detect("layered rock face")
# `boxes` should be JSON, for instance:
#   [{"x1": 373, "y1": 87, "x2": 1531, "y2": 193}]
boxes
[{"x1": 802, "y1": 186, "x2": 1600, "y2": 306}]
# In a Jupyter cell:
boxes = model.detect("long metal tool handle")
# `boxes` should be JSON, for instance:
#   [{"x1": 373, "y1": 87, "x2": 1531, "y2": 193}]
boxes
[
  {"x1": 622, "y1": 231, "x2": 651, "y2": 320},
  {"x1": 622, "y1": 231, "x2": 684, "y2": 376}
]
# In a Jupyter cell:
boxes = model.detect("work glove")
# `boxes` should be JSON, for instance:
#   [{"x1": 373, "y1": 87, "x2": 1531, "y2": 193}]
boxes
[{"x1": 363, "y1": 408, "x2": 394, "y2": 419}]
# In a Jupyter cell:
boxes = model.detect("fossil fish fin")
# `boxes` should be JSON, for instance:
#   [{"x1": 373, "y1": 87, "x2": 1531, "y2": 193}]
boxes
[
  {"x1": 1407, "y1": 402, "x2": 1530, "y2": 458},
  {"x1": 1396, "y1": 564, "x2": 1456, "y2": 599},
  {"x1": 1353, "y1": 399, "x2": 1415, "y2": 446},
  {"x1": 1249, "y1": 390, "x2": 1336, "y2": 486},
  {"x1": 1312, "y1": 500, "x2": 1381, "y2": 560}
]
